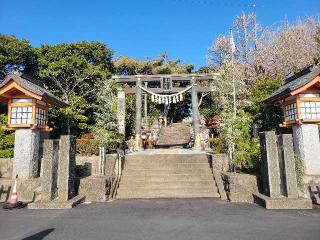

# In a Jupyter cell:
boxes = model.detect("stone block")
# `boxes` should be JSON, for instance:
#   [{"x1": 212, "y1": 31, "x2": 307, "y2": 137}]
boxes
[
  {"x1": 41, "y1": 139, "x2": 59, "y2": 201},
  {"x1": 57, "y1": 135, "x2": 76, "y2": 201},
  {"x1": 277, "y1": 134, "x2": 298, "y2": 198},
  {"x1": 17, "y1": 179, "x2": 41, "y2": 202},
  {"x1": 78, "y1": 176, "x2": 108, "y2": 202},
  {"x1": 213, "y1": 171, "x2": 227, "y2": 200},
  {"x1": 0, "y1": 158, "x2": 13, "y2": 178},
  {"x1": 221, "y1": 172, "x2": 259, "y2": 203},
  {"x1": 293, "y1": 124, "x2": 320, "y2": 175},
  {"x1": 28, "y1": 195, "x2": 85, "y2": 209},
  {"x1": 212, "y1": 154, "x2": 229, "y2": 171},
  {"x1": 0, "y1": 178, "x2": 41, "y2": 202},
  {"x1": 253, "y1": 193, "x2": 312, "y2": 209},
  {"x1": 259, "y1": 131, "x2": 281, "y2": 198},
  {"x1": 13, "y1": 129, "x2": 41, "y2": 179},
  {"x1": 75, "y1": 155, "x2": 100, "y2": 177}
]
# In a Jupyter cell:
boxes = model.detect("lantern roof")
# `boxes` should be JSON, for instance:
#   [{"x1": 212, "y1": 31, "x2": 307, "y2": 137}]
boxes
[
  {"x1": 0, "y1": 73, "x2": 67, "y2": 108},
  {"x1": 264, "y1": 65, "x2": 320, "y2": 104}
]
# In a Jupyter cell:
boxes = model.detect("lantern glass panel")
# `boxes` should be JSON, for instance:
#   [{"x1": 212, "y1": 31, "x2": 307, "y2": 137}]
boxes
[
  {"x1": 284, "y1": 103, "x2": 297, "y2": 121},
  {"x1": 300, "y1": 101, "x2": 320, "y2": 119},
  {"x1": 35, "y1": 108, "x2": 47, "y2": 126},
  {"x1": 10, "y1": 106, "x2": 33, "y2": 125}
]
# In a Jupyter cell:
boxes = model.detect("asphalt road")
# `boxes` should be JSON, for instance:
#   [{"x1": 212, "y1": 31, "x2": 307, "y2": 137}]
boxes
[{"x1": 0, "y1": 198, "x2": 319, "y2": 240}]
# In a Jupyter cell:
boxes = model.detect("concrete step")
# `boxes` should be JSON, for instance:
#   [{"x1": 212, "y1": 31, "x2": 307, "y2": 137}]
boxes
[{"x1": 122, "y1": 169, "x2": 213, "y2": 176}]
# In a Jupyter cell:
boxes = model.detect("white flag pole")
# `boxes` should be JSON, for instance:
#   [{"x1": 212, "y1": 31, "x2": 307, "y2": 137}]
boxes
[
  {"x1": 230, "y1": 30, "x2": 236, "y2": 118},
  {"x1": 230, "y1": 30, "x2": 236, "y2": 171}
]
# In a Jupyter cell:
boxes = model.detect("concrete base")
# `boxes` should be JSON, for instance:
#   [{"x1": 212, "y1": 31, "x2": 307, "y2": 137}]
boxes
[
  {"x1": 292, "y1": 124, "x2": 320, "y2": 175},
  {"x1": 13, "y1": 129, "x2": 41, "y2": 179},
  {"x1": 253, "y1": 193, "x2": 312, "y2": 209},
  {"x1": 28, "y1": 195, "x2": 85, "y2": 209}
]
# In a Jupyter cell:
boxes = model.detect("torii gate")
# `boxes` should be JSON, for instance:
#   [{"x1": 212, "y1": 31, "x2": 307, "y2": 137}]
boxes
[{"x1": 113, "y1": 73, "x2": 218, "y2": 150}]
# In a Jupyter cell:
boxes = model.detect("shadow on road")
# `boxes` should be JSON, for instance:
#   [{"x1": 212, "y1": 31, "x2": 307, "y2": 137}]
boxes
[{"x1": 22, "y1": 228, "x2": 54, "y2": 240}]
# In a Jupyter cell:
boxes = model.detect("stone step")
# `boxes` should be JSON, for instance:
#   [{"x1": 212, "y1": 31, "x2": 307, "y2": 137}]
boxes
[
  {"x1": 119, "y1": 180, "x2": 216, "y2": 188},
  {"x1": 125, "y1": 154, "x2": 209, "y2": 163},
  {"x1": 156, "y1": 141, "x2": 189, "y2": 145},
  {"x1": 117, "y1": 190, "x2": 219, "y2": 199},
  {"x1": 122, "y1": 169, "x2": 213, "y2": 176},
  {"x1": 120, "y1": 174, "x2": 214, "y2": 182},
  {"x1": 124, "y1": 162, "x2": 210, "y2": 169}
]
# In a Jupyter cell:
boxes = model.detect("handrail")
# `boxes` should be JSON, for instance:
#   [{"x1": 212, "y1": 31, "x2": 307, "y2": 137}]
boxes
[{"x1": 109, "y1": 150, "x2": 124, "y2": 201}]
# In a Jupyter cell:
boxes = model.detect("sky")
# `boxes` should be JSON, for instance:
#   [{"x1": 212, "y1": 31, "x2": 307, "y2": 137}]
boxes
[{"x1": 0, "y1": 0, "x2": 319, "y2": 69}]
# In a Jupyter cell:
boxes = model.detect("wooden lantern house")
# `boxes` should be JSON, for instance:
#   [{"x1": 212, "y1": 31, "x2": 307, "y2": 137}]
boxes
[
  {"x1": 0, "y1": 73, "x2": 67, "y2": 131},
  {"x1": 264, "y1": 66, "x2": 320, "y2": 127}
]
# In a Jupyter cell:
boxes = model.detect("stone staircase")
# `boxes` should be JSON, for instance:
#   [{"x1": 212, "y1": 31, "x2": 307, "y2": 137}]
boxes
[
  {"x1": 156, "y1": 123, "x2": 191, "y2": 148},
  {"x1": 116, "y1": 151, "x2": 219, "y2": 199}
]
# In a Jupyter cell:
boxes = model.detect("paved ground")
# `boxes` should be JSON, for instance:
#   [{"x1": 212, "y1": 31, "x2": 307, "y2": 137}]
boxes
[{"x1": 0, "y1": 198, "x2": 319, "y2": 240}]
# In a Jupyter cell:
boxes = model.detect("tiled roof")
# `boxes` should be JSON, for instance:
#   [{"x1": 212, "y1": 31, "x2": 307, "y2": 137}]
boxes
[
  {"x1": 264, "y1": 65, "x2": 320, "y2": 104},
  {"x1": 0, "y1": 73, "x2": 67, "y2": 107}
]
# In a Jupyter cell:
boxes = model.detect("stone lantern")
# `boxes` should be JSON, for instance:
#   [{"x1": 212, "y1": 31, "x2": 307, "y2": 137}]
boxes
[
  {"x1": 0, "y1": 73, "x2": 67, "y2": 179},
  {"x1": 264, "y1": 65, "x2": 320, "y2": 176}
]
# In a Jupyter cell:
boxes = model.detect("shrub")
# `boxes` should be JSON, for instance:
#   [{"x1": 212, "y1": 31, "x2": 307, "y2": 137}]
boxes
[
  {"x1": 76, "y1": 139, "x2": 100, "y2": 156},
  {"x1": 0, "y1": 114, "x2": 14, "y2": 158},
  {"x1": 76, "y1": 139, "x2": 120, "y2": 156},
  {"x1": 209, "y1": 137, "x2": 226, "y2": 154}
]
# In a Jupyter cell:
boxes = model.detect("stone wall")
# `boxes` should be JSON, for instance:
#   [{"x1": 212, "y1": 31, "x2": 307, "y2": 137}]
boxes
[
  {"x1": 221, "y1": 172, "x2": 260, "y2": 203},
  {"x1": 0, "y1": 158, "x2": 12, "y2": 178}
]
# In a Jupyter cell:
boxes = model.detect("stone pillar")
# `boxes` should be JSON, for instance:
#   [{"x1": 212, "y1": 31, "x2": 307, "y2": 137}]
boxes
[
  {"x1": 191, "y1": 80, "x2": 201, "y2": 149},
  {"x1": 144, "y1": 82, "x2": 148, "y2": 120},
  {"x1": 292, "y1": 124, "x2": 320, "y2": 175},
  {"x1": 57, "y1": 135, "x2": 76, "y2": 201},
  {"x1": 277, "y1": 134, "x2": 298, "y2": 198},
  {"x1": 13, "y1": 129, "x2": 41, "y2": 179},
  {"x1": 117, "y1": 88, "x2": 126, "y2": 137},
  {"x1": 135, "y1": 77, "x2": 143, "y2": 150},
  {"x1": 259, "y1": 131, "x2": 281, "y2": 198},
  {"x1": 41, "y1": 139, "x2": 59, "y2": 201},
  {"x1": 99, "y1": 146, "x2": 106, "y2": 176}
]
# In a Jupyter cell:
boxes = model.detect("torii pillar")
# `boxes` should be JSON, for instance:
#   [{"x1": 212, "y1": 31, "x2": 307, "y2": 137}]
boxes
[
  {"x1": 117, "y1": 88, "x2": 126, "y2": 137},
  {"x1": 191, "y1": 76, "x2": 201, "y2": 149},
  {"x1": 135, "y1": 76, "x2": 143, "y2": 150}
]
